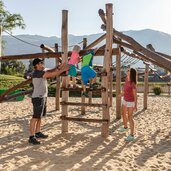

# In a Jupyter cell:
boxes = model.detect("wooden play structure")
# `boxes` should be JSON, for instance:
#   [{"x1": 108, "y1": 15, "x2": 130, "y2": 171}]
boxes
[{"x1": 0, "y1": 3, "x2": 171, "y2": 138}]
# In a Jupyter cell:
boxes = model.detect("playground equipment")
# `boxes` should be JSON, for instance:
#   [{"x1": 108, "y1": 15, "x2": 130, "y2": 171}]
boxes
[{"x1": 1, "y1": 3, "x2": 171, "y2": 138}]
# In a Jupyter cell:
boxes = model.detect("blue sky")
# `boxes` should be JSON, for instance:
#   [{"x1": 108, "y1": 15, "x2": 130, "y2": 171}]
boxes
[{"x1": 3, "y1": 0, "x2": 171, "y2": 37}]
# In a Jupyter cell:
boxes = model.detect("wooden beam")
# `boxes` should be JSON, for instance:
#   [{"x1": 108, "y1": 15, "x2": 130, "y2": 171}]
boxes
[
  {"x1": 83, "y1": 38, "x2": 87, "y2": 49},
  {"x1": 113, "y1": 36, "x2": 134, "y2": 50},
  {"x1": 60, "y1": 116, "x2": 109, "y2": 123},
  {"x1": 101, "y1": 4, "x2": 113, "y2": 138},
  {"x1": 61, "y1": 86, "x2": 106, "y2": 92},
  {"x1": 0, "y1": 25, "x2": 2, "y2": 73},
  {"x1": 3, "y1": 89, "x2": 33, "y2": 102},
  {"x1": 0, "y1": 78, "x2": 32, "y2": 102},
  {"x1": 113, "y1": 36, "x2": 171, "y2": 69},
  {"x1": 143, "y1": 64, "x2": 149, "y2": 109},
  {"x1": 98, "y1": 9, "x2": 106, "y2": 24},
  {"x1": 40, "y1": 44, "x2": 55, "y2": 52},
  {"x1": 124, "y1": 47, "x2": 171, "y2": 71},
  {"x1": 1, "y1": 48, "x2": 119, "y2": 61},
  {"x1": 156, "y1": 51, "x2": 171, "y2": 61},
  {"x1": 116, "y1": 45, "x2": 121, "y2": 119},
  {"x1": 61, "y1": 101, "x2": 107, "y2": 108},
  {"x1": 81, "y1": 38, "x2": 87, "y2": 115},
  {"x1": 112, "y1": 29, "x2": 171, "y2": 72},
  {"x1": 1, "y1": 52, "x2": 63, "y2": 60},
  {"x1": 61, "y1": 10, "x2": 69, "y2": 133},
  {"x1": 85, "y1": 34, "x2": 106, "y2": 49},
  {"x1": 55, "y1": 43, "x2": 60, "y2": 111},
  {"x1": 133, "y1": 50, "x2": 167, "y2": 69}
]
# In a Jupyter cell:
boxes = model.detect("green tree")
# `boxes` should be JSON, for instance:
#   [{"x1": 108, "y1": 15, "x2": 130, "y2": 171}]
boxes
[
  {"x1": 28, "y1": 59, "x2": 34, "y2": 72},
  {"x1": 0, "y1": 0, "x2": 26, "y2": 75},
  {"x1": 1, "y1": 60, "x2": 26, "y2": 76},
  {"x1": 0, "y1": 0, "x2": 25, "y2": 31}
]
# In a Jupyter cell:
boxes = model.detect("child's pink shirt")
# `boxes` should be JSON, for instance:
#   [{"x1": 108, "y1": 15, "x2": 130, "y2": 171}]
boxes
[
  {"x1": 68, "y1": 51, "x2": 80, "y2": 65},
  {"x1": 123, "y1": 78, "x2": 136, "y2": 102}
]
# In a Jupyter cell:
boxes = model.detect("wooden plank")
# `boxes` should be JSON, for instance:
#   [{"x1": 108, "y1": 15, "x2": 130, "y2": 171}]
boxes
[
  {"x1": 61, "y1": 86, "x2": 106, "y2": 92},
  {"x1": 3, "y1": 90, "x2": 33, "y2": 101},
  {"x1": 88, "y1": 80, "x2": 92, "y2": 103},
  {"x1": 143, "y1": 61, "x2": 151, "y2": 65},
  {"x1": 55, "y1": 43, "x2": 61, "y2": 110},
  {"x1": 81, "y1": 38, "x2": 87, "y2": 115},
  {"x1": 168, "y1": 84, "x2": 171, "y2": 96},
  {"x1": 40, "y1": 44, "x2": 55, "y2": 52},
  {"x1": 98, "y1": 9, "x2": 106, "y2": 24},
  {"x1": 109, "y1": 57, "x2": 113, "y2": 107},
  {"x1": 60, "y1": 116, "x2": 109, "y2": 123},
  {"x1": 113, "y1": 29, "x2": 171, "y2": 72},
  {"x1": 116, "y1": 45, "x2": 121, "y2": 119},
  {"x1": 133, "y1": 50, "x2": 166, "y2": 69},
  {"x1": 83, "y1": 38, "x2": 87, "y2": 49},
  {"x1": 85, "y1": 34, "x2": 106, "y2": 49},
  {"x1": 113, "y1": 37, "x2": 134, "y2": 50},
  {"x1": 101, "y1": 4, "x2": 113, "y2": 138},
  {"x1": 61, "y1": 10, "x2": 69, "y2": 133},
  {"x1": 0, "y1": 25, "x2": 2, "y2": 73},
  {"x1": 124, "y1": 49, "x2": 170, "y2": 72},
  {"x1": 156, "y1": 51, "x2": 171, "y2": 61},
  {"x1": 143, "y1": 64, "x2": 149, "y2": 109},
  {"x1": 61, "y1": 101, "x2": 107, "y2": 108},
  {"x1": 53, "y1": 70, "x2": 107, "y2": 77},
  {"x1": 1, "y1": 48, "x2": 119, "y2": 61},
  {"x1": 113, "y1": 37, "x2": 171, "y2": 69},
  {"x1": 1, "y1": 52, "x2": 63, "y2": 60},
  {"x1": 81, "y1": 91, "x2": 86, "y2": 114},
  {"x1": 0, "y1": 78, "x2": 32, "y2": 102}
]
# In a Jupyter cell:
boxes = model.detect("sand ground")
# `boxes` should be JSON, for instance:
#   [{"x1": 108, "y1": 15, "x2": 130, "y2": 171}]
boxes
[{"x1": 0, "y1": 94, "x2": 171, "y2": 171}]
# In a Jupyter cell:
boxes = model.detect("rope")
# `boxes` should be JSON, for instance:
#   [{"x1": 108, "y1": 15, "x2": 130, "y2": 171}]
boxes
[
  {"x1": 5, "y1": 30, "x2": 84, "y2": 50},
  {"x1": 4, "y1": 30, "x2": 40, "y2": 48}
]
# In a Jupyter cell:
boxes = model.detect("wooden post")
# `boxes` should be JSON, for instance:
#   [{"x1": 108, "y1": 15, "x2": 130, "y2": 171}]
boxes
[
  {"x1": 101, "y1": 4, "x2": 113, "y2": 138},
  {"x1": 88, "y1": 79, "x2": 92, "y2": 103},
  {"x1": 83, "y1": 38, "x2": 87, "y2": 49},
  {"x1": 55, "y1": 43, "x2": 60, "y2": 110},
  {"x1": 81, "y1": 38, "x2": 87, "y2": 114},
  {"x1": 41, "y1": 48, "x2": 45, "y2": 55},
  {"x1": 0, "y1": 25, "x2": 2, "y2": 73},
  {"x1": 116, "y1": 45, "x2": 121, "y2": 119},
  {"x1": 61, "y1": 10, "x2": 69, "y2": 133},
  {"x1": 168, "y1": 83, "x2": 171, "y2": 96},
  {"x1": 109, "y1": 66, "x2": 113, "y2": 107},
  {"x1": 144, "y1": 64, "x2": 149, "y2": 109}
]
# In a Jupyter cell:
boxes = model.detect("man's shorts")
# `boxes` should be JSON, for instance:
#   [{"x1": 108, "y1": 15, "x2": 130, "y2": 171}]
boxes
[
  {"x1": 122, "y1": 98, "x2": 135, "y2": 108},
  {"x1": 81, "y1": 66, "x2": 96, "y2": 85},
  {"x1": 32, "y1": 97, "x2": 47, "y2": 118},
  {"x1": 68, "y1": 64, "x2": 77, "y2": 77}
]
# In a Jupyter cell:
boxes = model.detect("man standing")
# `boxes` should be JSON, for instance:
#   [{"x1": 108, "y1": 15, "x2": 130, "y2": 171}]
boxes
[{"x1": 29, "y1": 58, "x2": 69, "y2": 145}]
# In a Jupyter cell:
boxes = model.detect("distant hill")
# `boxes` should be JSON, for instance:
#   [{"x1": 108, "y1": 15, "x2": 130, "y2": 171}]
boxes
[{"x1": 2, "y1": 29, "x2": 171, "y2": 68}]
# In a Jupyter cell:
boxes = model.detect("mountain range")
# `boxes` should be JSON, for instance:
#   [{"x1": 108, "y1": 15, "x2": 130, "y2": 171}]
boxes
[{"x1": 2, "y1": 29, "x2": 171, "y2": 68}]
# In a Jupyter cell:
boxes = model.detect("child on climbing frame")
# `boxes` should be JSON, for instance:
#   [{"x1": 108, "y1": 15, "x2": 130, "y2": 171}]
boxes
[
  {"x1": 81, "y1": 49, "x2": 98, "y2": 97},
  {"x1": 68, "y1": 45, "x2": 81, "y2": 88}
]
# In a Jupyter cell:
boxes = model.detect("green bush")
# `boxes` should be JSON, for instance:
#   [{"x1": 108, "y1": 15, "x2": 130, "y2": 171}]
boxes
[{"x1": 153, "y1": 86, "x2": 162, "y2": 95}]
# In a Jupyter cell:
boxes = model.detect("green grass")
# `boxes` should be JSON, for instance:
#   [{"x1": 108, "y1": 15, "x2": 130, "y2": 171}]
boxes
[
  {"x1": 0, "y1": 74, "x2": 26, "y2": 89},
  {"x1": 0, "y1": 74, "x2": 25, "y2": 80}
]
